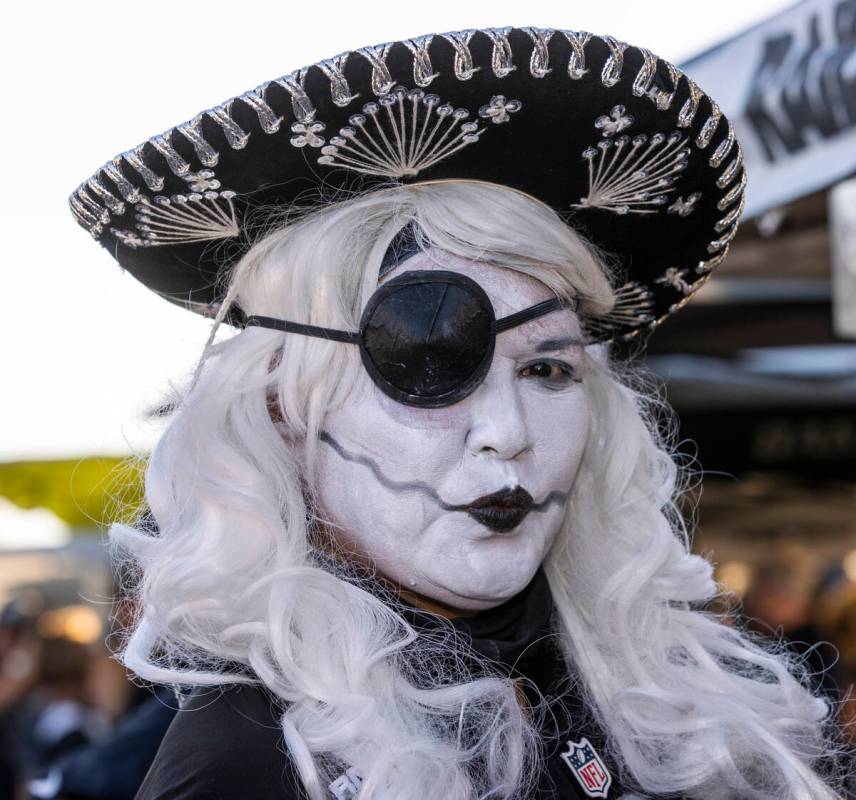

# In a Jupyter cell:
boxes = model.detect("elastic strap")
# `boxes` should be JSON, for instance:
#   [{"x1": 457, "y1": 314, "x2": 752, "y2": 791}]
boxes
[
  {"x1": 492, "y1": 296, "x2": 577, "y2": 333},
  {"x1": 244, "y1": 315, "x2": 361, "y2": 344}
]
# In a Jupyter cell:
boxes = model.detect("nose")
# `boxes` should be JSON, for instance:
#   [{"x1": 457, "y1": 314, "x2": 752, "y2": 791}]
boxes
[{"x1": 464, "y1": 367, "x2": 532, "y2": 460}]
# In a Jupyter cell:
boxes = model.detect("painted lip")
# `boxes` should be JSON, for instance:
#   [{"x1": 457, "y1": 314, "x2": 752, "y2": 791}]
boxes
[{"x1": 462, "y1": 486, "x2": 534, "y2": 533}]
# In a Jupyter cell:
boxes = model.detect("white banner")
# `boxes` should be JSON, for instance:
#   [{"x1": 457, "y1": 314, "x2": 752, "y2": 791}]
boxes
[
  {"x1": 830, "y1": 177, "x2": 856, "y2": 337},
  {"x1": 682, "y1": 0, "x2": 856, "y2": 218}
]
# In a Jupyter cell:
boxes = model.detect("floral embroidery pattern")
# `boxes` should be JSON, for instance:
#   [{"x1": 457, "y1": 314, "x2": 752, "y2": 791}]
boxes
[
  {"x1": 478, "y1": 95, "x2": 522, "y2": 124},
  {"x1": 110, "y1": 170, "x2": 239, "y2": 249},
  {"x1": 290, "y1": 121, "x2": 327, "y2": 148},
  {"x1": 595, "y1": 105, "x2": 634, "y2": 137},
  {"x1": 655, "y1": 267, "x2": 694, "y2": 294},
  {"x1": 315, "y1": 86, "x2": 521, "y2": 178},
  {"x1": 574, "y1": 132, "x2": 690, "y2": 215},
  {"x1": 668, "y1": 192, "x2": 702, "y2": 217}
]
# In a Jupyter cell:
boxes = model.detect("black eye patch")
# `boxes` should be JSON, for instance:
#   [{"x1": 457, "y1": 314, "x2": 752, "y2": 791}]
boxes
[{"x1": 245, "y1": 269, "x2": 574, "y2": 408}]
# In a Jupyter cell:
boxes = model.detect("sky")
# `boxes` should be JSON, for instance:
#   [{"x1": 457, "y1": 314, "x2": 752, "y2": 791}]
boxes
[{"x1": 2, "y1": 0, "x2": 798, "y2": 462}]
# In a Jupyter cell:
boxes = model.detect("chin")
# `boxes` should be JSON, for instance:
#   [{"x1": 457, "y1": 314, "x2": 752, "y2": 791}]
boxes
[{"x1": 420, "y1": 558, "x2": 542, "y2": 611}]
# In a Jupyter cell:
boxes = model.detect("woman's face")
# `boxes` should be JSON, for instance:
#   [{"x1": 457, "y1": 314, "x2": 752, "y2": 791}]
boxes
[{"x1": 314, "y1": 252, "x2": 590, "y2": 611}]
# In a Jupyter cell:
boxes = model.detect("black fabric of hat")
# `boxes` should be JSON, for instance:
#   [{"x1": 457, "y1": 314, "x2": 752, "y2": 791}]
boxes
[{"x1": 70, "y1": 27, "x2": 745, "y2": 343}]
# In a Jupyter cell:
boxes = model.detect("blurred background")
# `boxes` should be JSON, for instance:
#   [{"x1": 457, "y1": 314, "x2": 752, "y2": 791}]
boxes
[{"x1": 2, "y1": 0, "x2": 855, "y2": 797}]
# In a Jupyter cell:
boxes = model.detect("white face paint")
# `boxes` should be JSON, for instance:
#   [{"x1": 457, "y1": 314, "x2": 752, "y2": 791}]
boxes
[{"x1": 314, "y1": 252, "x2": 590, "y2": 612}]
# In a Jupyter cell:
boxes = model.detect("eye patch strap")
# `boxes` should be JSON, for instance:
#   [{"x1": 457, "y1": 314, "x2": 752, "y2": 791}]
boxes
[
  {"x1": 491, "y1": 297, "x2": 575, "y2": 333},
  {"x1": 244, "y1": 315, "x2": 361, "y2": 344}
]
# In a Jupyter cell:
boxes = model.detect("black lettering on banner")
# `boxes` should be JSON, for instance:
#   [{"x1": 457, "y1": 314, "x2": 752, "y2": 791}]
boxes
[{"x1": 744, "y1": 0, "x2": 856, "y2": 163}]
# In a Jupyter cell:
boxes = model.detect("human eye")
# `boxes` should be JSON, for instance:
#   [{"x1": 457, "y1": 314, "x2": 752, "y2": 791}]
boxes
[{"x1": 518, "y1": 359, "x2": 581, "y2": 389}]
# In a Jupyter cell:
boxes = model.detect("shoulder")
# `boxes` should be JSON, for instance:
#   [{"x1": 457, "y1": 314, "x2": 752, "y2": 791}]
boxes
[{"x1": 136, "y1": 684, "x2": 306, "y2": 800}]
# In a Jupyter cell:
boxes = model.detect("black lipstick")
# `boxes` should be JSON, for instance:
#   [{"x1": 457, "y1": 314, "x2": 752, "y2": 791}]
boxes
[{"x1": 462, "y1": 486, "x2": 534, "y2": 533}]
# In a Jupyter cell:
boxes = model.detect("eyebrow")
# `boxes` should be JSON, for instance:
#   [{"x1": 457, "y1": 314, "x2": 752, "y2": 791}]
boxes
[{"x1": 534, "y1": 335, "x2": 584, "y2": 352}]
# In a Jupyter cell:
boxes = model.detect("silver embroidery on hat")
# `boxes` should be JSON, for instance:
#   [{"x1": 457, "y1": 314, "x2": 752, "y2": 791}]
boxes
[
  {"x1": 479, "y1": 95, "x2": 522, "y2": 124},
  {"x1": 717, "y1": 171, "x2": 746, "y2": 211},
  {"x1": 561, "y1": 30, "x2": 592, "y2": 79},
  {"x1": 240, "y1": 87, "x2": 283, "y2": 134},
  {"x1": 275, "y1": 70, "x2": 316, "y2": 123},
  {"x1": 291, "y1": 120, "x2": 327, "y2": 148},
  {"x1": 574, "y1": 131, "x2": 690, "y2": 215},
  {"x1": 110, "y1": 170, "x2": 238, "y2": 249},
  {"x1": 523, "y1": 28, "x2": 553, "y2": 77},
  {"x1": 632, "y1": 48, "x2": 658, "y2": 98},
  {"x1": 677, "y1": 78, "x2": 704, "y2": 128},
  {"x1": 655, "y1": 267, "x2": 694, "y2": 294},
  {"x1": 177, "y1": 116, "x2": 219, "y2": 167},
  {"x1": 484, "y1": 27, "x2": 516, "y2": 78},
  {"x1": 600, "y1": 36, "x2": 628, "y2": 87},
  {"x1": 206, "y1": 102, "x2": 250, "y2": 149},
  {"x1": 582, "y1": 280, "x2": 656, "y2": 339},
  {"x1": 316, "y1": 86, "x2": 520, "y2": 178},
  {"x1": 595, "y1": 105, "x2": 634, "y2": 137},
  {"x1": 439, "y1": 30, "x2": 479, "y2": 80},
  {"x1": 717, "y1": 145, "x2": 743, "y2": 189},
  {"x1": 101, "y1": 162, "x2": 141, "y2": 204},
  {"x1": 667, "y1": 192, "x2": 701, "y2": 217},
  {"x1": 696, "y1": 100, "x2": 722, "y2": 149},
  {"x1": 317, "y1": 54, "x2": 359, "y2": 107},
  {"x1": 150, "y1": 134, "x2": 191, "y2": 176},
  {"x1": 357, "y1": 43, "x2": 396, "y2": 95},
  {"x1": 648, "y1": 61, "x2": 681, "y2": 111},
  {"x1": 403, "y1": 35, "x2": 439, "y2": 87}
]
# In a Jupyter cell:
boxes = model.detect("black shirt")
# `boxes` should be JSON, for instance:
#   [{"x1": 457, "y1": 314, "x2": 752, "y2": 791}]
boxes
[{"x1": 136, "y1": 571, "x2": 637, "y2": 799}]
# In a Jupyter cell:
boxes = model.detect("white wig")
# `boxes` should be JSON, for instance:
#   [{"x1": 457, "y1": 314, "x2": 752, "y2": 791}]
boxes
[{"x1": 111, "y1": 181, "x2": 847, "y2": 799}]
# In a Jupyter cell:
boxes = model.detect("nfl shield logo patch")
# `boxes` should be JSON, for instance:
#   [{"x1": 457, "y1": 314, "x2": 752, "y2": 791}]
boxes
[{"x1": 560, "y1": 737, "x2": 612, "y2": 798}]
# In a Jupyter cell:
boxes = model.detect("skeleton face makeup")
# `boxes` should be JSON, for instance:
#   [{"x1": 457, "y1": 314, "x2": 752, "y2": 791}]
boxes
[{"x1": 314, "y1": 253, "x2": 590, "y2": 612}]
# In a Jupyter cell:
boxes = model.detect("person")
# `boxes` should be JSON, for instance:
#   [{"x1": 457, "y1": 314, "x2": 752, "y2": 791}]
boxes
[{"x1": 70, "y1": 26, "x2": 849, "y2": 800}]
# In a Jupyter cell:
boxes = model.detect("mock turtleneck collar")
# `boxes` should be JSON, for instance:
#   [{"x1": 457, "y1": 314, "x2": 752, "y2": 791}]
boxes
[{"x1": 398, "y1": 568, "x2": 557, "y2": 679}]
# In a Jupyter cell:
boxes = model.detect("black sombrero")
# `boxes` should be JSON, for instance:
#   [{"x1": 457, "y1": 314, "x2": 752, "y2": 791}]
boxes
[{"x1": 69, "y1": 27, "x2": 746, "y2": 343}]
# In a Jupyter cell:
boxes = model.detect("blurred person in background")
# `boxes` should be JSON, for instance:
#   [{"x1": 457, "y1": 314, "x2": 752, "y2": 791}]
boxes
[
  {"x1": 742, "y1": 546, "x2": 847, "y2": 701},
  {"x1": 24, "y1": 556, "x2": 178, "y2": 800},
  {"x1": 0, "y1": 598, "x2": 105, "y2": 800}
]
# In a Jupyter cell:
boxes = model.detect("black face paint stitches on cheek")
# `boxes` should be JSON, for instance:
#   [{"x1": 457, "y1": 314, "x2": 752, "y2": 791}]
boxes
[{"x1": 318, "y1": 431, "x2": 568, "y2": 517}]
